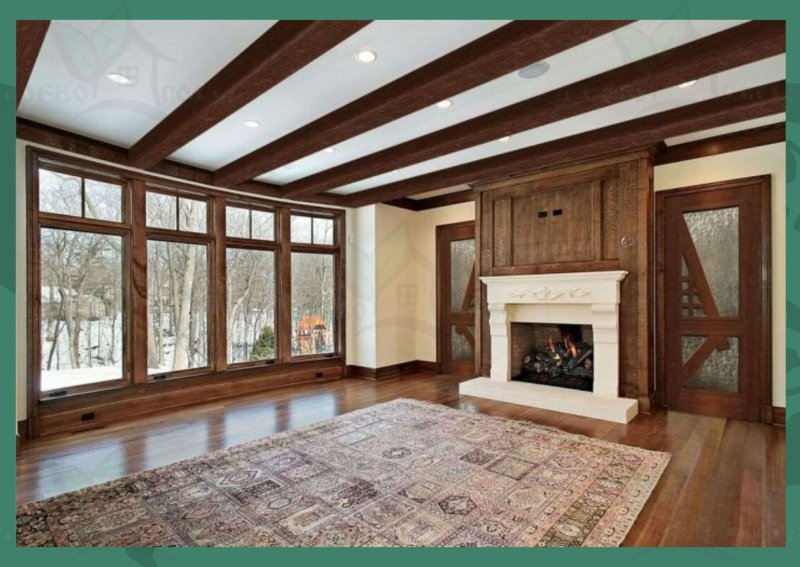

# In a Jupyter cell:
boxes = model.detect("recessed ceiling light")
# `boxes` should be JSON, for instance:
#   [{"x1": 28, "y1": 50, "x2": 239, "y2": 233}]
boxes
[
  {"x1": 106, "y1": 72, "x2": 134, "y2": 86},
  {"x1": 678, "y1": 79, "x2": 697, "y2": 88},
  {"x1": 323, "y1": 147, "x2": 337, "y2": 154},
  {"x1": 498, "y1": 135, "x2": 511, "y2": 142},
  {"x1": 355, "y1": 50, "x2": 377, "y2": 63},
  {"x1": 518, "y1": 62, "x2": 550, "y2": 79},
  {"x1": 436, "y1": 99, "x2": 452, "y2": 109},
  {"x1": 243, "y1": 120, "x2": 260, "y2": 128}
]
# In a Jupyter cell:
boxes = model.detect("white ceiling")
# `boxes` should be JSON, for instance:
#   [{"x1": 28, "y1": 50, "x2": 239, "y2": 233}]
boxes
[
  {"x1": 171, "y1": 20, "x2": 509, "y2": 169},
  {"x1": 19, "y1": 20, "x2": 274, "y2": 146},
  {"x1": 257, "y1": 19, "x2": 746, "y2": 186},
  {"x1": 18, "y1": 19, "x2": 783, "y2": 201}
]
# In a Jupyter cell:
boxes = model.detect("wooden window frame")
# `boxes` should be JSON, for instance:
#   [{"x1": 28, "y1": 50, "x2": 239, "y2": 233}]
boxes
[{"x1": 26, "y1": 147, "x2": 346, "y2": 432}]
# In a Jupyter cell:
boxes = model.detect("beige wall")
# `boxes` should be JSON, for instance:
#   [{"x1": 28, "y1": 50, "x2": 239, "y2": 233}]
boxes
[{"x1": 654, "y1": 142, "x2": 786, "y2": 407}]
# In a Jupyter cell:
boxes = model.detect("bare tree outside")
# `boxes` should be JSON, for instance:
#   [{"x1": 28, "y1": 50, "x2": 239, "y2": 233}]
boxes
[
  {"x1": 145, "y1": 192, "x2": 209, "y2": 374},
  {"x1": 226, "y1": 248, "x2": 276, "y2": 362}
]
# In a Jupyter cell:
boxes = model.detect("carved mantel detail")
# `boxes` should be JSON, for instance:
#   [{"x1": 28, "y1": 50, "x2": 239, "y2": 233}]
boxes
[{"x1": 509, "y1": 286, "x2": 590, "y2": 301}]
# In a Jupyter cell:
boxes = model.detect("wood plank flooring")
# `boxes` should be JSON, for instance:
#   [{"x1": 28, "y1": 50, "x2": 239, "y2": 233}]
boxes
[{"x1": 16, "y1": 372, "x2": 786, "y2": 546}]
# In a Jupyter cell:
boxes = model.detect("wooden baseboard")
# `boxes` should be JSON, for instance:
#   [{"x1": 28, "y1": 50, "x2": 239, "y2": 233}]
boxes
[
  {"x1": 33, "y1": 360, "x2": 344, "y2": 437},
  {"x1": 16, "y1": 419, "x2": 28, "y2": 457},
  {"x1": 773, "y1": 406, "x2": 786, "y2": 427},
  {"x1": 347, "y1": 360, "x2": 438, "y2": 380}
]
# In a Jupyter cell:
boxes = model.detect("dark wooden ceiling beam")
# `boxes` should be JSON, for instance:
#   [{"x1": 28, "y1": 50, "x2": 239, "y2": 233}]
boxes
[
  {"x1": 16, "y1": 20, "x2": 50, "y2": 108},
  {"x1": 655, "y1": 121, "x2": 785, "y2": 165},
  {"x1": 214, "y1": 20, "x2": 631, "y2": 187},
  {"x1": 17, "y1": 118, "x2": 344, "y2": 206},
  {"x1": 344, "y1": 81, "x2": 785, "y2": 207},
  {"x1": 128, "y1": 20, "x2": 370, "y2": 169},
  {"x1": 284, "y1": 20, "x2": 785, "y2": 199}
]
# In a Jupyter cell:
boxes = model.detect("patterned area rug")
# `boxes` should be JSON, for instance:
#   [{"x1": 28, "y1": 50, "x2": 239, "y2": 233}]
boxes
[{"x1": 17, "y1": 398, "x2": 670, "y2": 547}]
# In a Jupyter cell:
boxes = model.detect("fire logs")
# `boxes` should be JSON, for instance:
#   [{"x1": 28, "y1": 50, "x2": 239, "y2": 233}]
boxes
[{"x1": 515, "y1": 325, "x2": 594, "y2": 391}]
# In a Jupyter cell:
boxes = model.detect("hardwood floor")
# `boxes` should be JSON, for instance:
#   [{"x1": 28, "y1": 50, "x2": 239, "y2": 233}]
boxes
[{"x1": 16, "y1": 372, "x2": 785, "y2": 547}]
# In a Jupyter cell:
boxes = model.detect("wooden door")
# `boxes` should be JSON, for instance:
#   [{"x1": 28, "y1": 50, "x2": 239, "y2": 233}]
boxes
[
  {"x1": 437, "y1": 222, "x2": 476, "y2": 376},
  {"x1": 657, "y1": 176, "x2": 771, "y2": 421}
]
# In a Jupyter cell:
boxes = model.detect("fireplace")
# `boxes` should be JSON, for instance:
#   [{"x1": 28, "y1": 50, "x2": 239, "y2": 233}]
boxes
[
  {"x1": 511, "y1": 323, "x2": 594, "y2": 391},
  {"x1": 459, "y1": 271, "x2": 638, "y2": 423}
]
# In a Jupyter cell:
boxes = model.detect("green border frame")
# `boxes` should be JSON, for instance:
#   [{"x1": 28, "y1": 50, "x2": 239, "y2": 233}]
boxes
[{"x1": 1, "y1": 1, "x2": 795, "y2": 562}]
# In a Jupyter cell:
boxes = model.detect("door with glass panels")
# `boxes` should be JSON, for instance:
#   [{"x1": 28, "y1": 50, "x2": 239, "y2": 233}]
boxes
[
  {"x1": 658, "y1": 177, "x2": 770, "y2": 421},
  {"x1": 437, "y1": 222, "x2": 476, "y2": 376}
]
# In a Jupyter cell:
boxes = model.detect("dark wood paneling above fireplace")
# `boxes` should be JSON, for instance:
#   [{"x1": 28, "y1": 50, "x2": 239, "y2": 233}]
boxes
[{"x1": 475, "y1": 150, "x2": 654, "y2": 408}]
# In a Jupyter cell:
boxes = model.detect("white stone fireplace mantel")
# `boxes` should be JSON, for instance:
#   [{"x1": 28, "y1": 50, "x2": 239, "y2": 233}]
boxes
[{"x1": 460, "y1": 271, "x2": 638, "y2": 423}]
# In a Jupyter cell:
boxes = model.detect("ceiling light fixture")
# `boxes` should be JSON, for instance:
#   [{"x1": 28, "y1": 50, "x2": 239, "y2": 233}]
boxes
[
  {"x1": 498, "y1": 135, "x2": 511, "y2": 142},
  {"x1": 323, "y1": 147, "x2": 337, "y2": 153},
  {"x1": 355, "y1": 50, "x2": 377, "y2": 63},
  {"x1": 106, "y1": 72, "x2": 134, "y2": 86},
  {"x1": 518, "y1": 61, "x2": 550, "y2": 79},
  {"x1": 243, "y1": 120, "x2": 260, "y2": 128},
  {"x1": 678, "y1": 79, "x2": 697, "y2": 88},
  {"x1": 436, "y1": 99, "x2": 452, "y2": 109}
]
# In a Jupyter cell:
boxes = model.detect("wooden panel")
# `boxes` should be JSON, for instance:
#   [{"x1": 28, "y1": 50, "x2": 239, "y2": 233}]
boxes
[
  {"x1": 492, "y1": 198, "x2": 512, "y2": 267},
  {"x1": 602, "y1": 177, "x2": 620, "y2": 259}
]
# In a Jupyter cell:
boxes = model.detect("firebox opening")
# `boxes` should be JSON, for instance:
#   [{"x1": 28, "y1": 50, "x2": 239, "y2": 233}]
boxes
[{"x1": 511, "y1": 322, "x2": 594, "y2": 392}]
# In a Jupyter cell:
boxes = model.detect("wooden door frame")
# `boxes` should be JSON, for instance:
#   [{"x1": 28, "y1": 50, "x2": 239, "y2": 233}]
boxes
[
  {"x1": 436, "y1": 220, "x2": 477, "y2": 376},
  {"x1": 654, "y1": 175, "x2": 772, "y2": 423}
]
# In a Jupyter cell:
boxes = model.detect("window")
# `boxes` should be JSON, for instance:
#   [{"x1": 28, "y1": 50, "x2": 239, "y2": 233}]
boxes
[
  {"x1": 227, "y1": 249, "x2": 276, "y2": 363},
  {"x1": 226, "y1": 205, "x2": 274, "y2": 240},
  {"x1": 29, "y1": 151, "x2": 343, "y2": 405},
  {"x1": 147, "y1": 241, "x2": 209, "y2": 374},
  {"x1": 39, "y1": 228, "x2": 124, "y2": 392},
  {"x1": 291, "y1": 252, "x2": 335, "y2": 356},
  {"x1": 39, "y1": 168, "x2": 123, "y2": 221},
  {"x1": 146, "y1": 191, "x2": 207, "y2": 233},
  {"x1": 290, "y1": 214, "x2": 334, "y2": 245}
]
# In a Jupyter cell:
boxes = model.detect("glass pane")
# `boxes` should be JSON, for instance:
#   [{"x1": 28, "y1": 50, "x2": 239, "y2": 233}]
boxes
[
  {"x1": 252, "y1": 210, "x2": 275, "y2": 241},
  {"x1": 313, "y1": 217, "x2": 334, "y2": 245},
  {"x1": 451, "y1": 326, "x2": 475, "y2": 361},
  {"x1": 39, "y1": 228, "x2": 123, "y2": 392},
  {"x1": 291, "y1": 253, "x2": 334, "y2": 355},
  {"x1": 84, "y1": 179, "x2": 122, "y2": 222},
  {"x1": 146, "y1": 192, "x2": 176, "y2": 229},
  {"x1": 450, "y1": 238, "x2": 475, "y2": 313},
  {"x1": 290, "y1": 215, "x2": 313, "y2": 243},
  {"x1": 178, "y1": 197, "x2": 207, "y2": 233},
  {"x1": 682, "y1": 335, "x2": 739, "y2": 392},
  {"x1": 227, "y1": 248, "x2": 276, "y2": 363},
  {"x1": 39, "y1": 169, "x2": 82, "y2": 216},
  {"x1": 226, "y1": 206, "x2": 250, "y2": 238},
  {"x1": 683, "y1": 207, "x2": 739, "y2": 316},
  {"x1": 147, "y1": 241, "x2": 208, "y2": 374}
]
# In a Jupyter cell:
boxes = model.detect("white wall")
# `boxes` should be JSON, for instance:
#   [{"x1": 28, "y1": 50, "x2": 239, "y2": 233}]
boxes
[
  {"x1": 349, "y1": 202, "x2": 477, "y2": 367},
  {"x1": 345, "y1": 205, "x2": 378, "y2": 368},
  {"x1": 409, "y1": 202, "x2": 476, "y2": 362},
  {"x1": 15, "y1": 141, "x2": 27, "y2": 420},
  {"x1": 654, "y1": 142, "x2": 786, "y2": 407}
]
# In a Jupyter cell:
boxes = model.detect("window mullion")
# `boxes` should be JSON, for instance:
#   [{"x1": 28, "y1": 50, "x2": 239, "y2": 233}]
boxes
[
  {"x1": 129, "y1": 180, "x2": 149, "y2": 384},
  {"x1": 277, "y1": 208, "x2": 292, "y2": 364}
]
